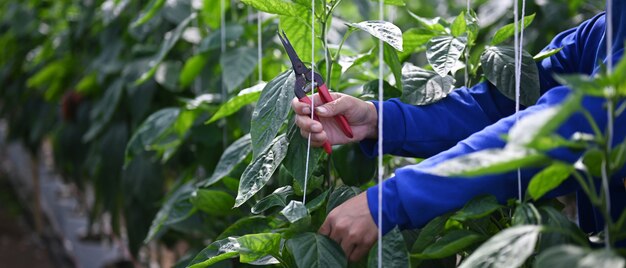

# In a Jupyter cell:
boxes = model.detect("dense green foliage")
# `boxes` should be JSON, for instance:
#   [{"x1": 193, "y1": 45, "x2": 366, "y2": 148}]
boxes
[{"x1": 1, "y1": 0, "x2": 624, "y2": 267}]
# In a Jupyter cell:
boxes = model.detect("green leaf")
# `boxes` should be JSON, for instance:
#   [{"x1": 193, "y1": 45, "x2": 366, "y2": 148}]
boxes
[
  {"x1": 135, "y1": 14, "x2": 195, "y2": 86},
  {"x1": 451, "y1": 195, "x2": 502, "y2": 221},
  {"x1": 284, "y1": 123, "x2": 323, "y2": 190},
  {"x1": 368, "y1": 228, "x2": 409, "y2": 268},
  {"x1": 83, "y1": 79, "x2": 124, "y2": 142},
  {"x1": 131, "y1": 0, "x2": 166, "y2": 28},
  {"x1": 611, "y1": 139, "x2": 626, "y2": 171},
  {"x1": 555, "y1": 74, "x2": 607, "y2": 97},
  {"x1": 198, "y1": 25, "x2": 244, "y2": 53},
  {"x1": 235, "y1": 134, "x2": 289, "y2": 207},
  {"x1": 370, "y1": 0, "x2": 406, "y2": 6},
  {"x1": 400, "y1": 63, "x2": 455, "y2": 105},
  {"x1": 326, "y1": 185, "x2": 360, "y2": 214},
  {"x1": 145, "y1": 182, "x2": 195, "y2": 243},
  {"x1": 279, "y1": 15, "x2": 320, "y2": 63},
  {"x1": 187, "y1": 239, "x2": 239, "y2": 268},
  {"x1": 508, "y1": 106, "x2": 562, "y2": 147},
  {"x1": 250, "y1": 71, "x2": 293, "y2": 158},
  {"x1": 240, "y1": 0, "x2": 307, "y2": 16},
  {"x1": 281, "y1": 200, "x2": 308, "y2": 223},
  {"x1": 491, "y1": 14, "x2": 536, "y2": 46},
  {"x1": 286, "y1": 232, "x2": 347, "y2": 268},
  {"x1": 400, "y1": 28, "x2": 435, "y2": 58},
  {"x1": 349, "y1": 20, "x2": 404, "y2": 52},
  {"x1": 221, "y1": 46, "x2": 259, "y2": 93},
  {"x1": 407, "y1": 12, "x2": 447, "y2": 33},
  {"x1": 413, "y1": 230, "x2": 484, "y2": 259},
  {"x1": 155, "y1": 61, "x2": 183, "y2": 92},
  {"x1": 459, "y1": 225, "x2": 541, "y2": 268},
  {"x1": 428, "y1": 147, "x2": 547, "y2": 177},
  {"x1": 206, "y1": 83, "x2": 265, "y2": 124},
  {"x1": 179, "y1": 54, "x2": 208, "y2": 87},
  {"x1": 534, "y1": 47, "x2": 563, "y2": 61},
  {"x1": 362, "y1": 79, "x2": 402, "y2": 99},
  {"x1": 305, "y1": 190, "x2": 329, "y2": 212},
  {"x1": 450, "y1": 12, "x2": 467, "y2": 37},
  {"x1": 411, "y1": 216, "x2": 447, "y2": 253},
  {"x1": 535, "y1": 246, "x2": 626, "y2": 268},
  {"x1": 481, "y1": 46, "x2": 541, "y2": 106},
  {"x1": 190, "y1": 189, "x2": 235, "y2": 216},
  {"x1": 383, "y1": 43, "x2": 403, "y2": 91},
  {"x1": 528, "y1": 162, "x2": 574, "y2": 200},
  {"x1": 251, "y1": 186, "x2": 293, "y2": 214},
  {"x1": 512, "y1": 203, "x2": 542, "y2": 225},
  {"x1": 237, "y1": 233, "x2": 281, "y2": 263},
  {"x1": 198, "y1": 134, "x2": 252, "y2": 187},
  {"x1": 426, "y1": 35, "x2": 467, "y2": 77},
  {"x1": 125, "y1": 108, "x2": 180, "y2": 163},
  {"x1": 539, "y1": 206, "x2": 588, "y2": 248},
  {"x1": 217, "y1": 216, "x2": 278, "y2": 240},
  {"x1": 331, "y1": 143, "x2": 377, "y2": 187}
]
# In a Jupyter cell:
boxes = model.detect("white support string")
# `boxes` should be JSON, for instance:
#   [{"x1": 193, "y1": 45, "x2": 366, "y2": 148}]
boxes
[
  {"x1": 513, "y1": 0, "x2": 526, "y2": 202},
  {"x1": 302, "y1": 0, "x2": 316, "y2": 205},
  {"x1": 377, "y1": 1, "x2": 385, "y2": 267},
  {"x1": 603, "y1": 0, "x2": 614, "y2": 249},
  {"x1": 464, "y1": 0, "x2": 471, "y2": 87}
]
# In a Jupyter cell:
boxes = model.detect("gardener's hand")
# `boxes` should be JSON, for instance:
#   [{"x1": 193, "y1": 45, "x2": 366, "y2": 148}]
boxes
[
  {"x1": 291, "y1": 93, "x2": 378, "y2": 147},
  {"x1": 319, "y1": 192, "x2": 378, "y2": 262}
]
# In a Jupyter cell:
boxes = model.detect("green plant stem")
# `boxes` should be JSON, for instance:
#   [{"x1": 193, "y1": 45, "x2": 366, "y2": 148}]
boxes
[
  {"x1": 571, "y1": 170, "x2": 600, "y2": 206},
  {"x1": 581, "y1": 109, "x2": 604, "y2": 138},
  {"x1": 333, "y1": 28, "x2": 355, "y2": 60}
]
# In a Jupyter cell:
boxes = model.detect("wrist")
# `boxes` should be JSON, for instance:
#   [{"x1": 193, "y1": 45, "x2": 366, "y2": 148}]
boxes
[{"x1": 365, "y1": 102, "x2": 378, "y2": 139}]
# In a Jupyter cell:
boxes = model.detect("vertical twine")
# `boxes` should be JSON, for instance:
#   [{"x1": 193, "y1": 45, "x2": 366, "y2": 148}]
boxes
[
  {"x1": 302, "y1": 0, "x2": 316, "y2": 205},
  {"x1": 257, "y1": 11, "x2": 263, "y2": 82},
  {"x1": 377, "y1": 1, "x2": 385, "y2": 267},
  {"x1": 220, "y1": 0, "x2": 227, "y2": 148},
  {"x1": 603, "y1": 0, "x2": 614, "y2": 249}
]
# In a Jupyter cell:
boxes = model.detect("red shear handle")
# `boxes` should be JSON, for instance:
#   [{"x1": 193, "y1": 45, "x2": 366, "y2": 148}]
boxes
[
  {"x1": 299, "y1": 96, "x2": 333, "y2": 154},
  {"x1": 317, "y1": 84, "x2": 354, "y2": 138}
]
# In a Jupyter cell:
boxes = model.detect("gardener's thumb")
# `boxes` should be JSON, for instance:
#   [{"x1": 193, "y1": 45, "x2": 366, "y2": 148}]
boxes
[{"x1": 314, "y1": 98, "x2": 348, "y2": 118}]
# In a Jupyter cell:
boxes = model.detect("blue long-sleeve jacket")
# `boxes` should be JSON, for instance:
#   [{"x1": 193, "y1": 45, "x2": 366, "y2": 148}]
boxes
[{"x1": 363, "y1": 3, "x2": 626, "y2": 235}]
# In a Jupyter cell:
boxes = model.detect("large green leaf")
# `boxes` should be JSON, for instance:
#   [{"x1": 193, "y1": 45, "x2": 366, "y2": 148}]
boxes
[
  {"x1": 528, "y1": 162, "x2": 574, "y2": 200},
  {"x1": 368, "y1": 228, "x2": 409, "y2": 268},
  {"x1": 206, "y1": 83, "x2": 265, "y2": 124},
  {"x1": 198, "y1": 25, "x2": 244, "y2": 53},
  {"x1": 426, "y1": 35, "x2": 466, "y2": 77},
  {"x1": 413, "y1": 230, "x2": 484, "y2": 259},
  {"x1": 187, "y1": 239, "x2": 239, "y2": 268},
  {"x1": 411, "y1": 216, "x2": 447, "y2": 253},
  {"x1": 459, "y1": 225, "x2": 541, "y2": 268},
  {"x1": 217, "y1": 216, "x2": 278, "y2": 240},
  {"x1": 349, "y1": 20, "x2": 403, "y2": 52},
  {"x1": 131, "y1": 0, "x2": 166, "y2": 27},
  {"x1": 450, "y1": 12, "x2": 467, "y2": 37},
  {"x1": 481, "y1": 46, "x2": 540, "y2": 106},
  {"x1": 451, "y1": 195, "x2": 502, "y2": 221},
  {"x1": 286, "y1": 232, "x2": 347, "y2": 268},
  {"x1": 251, "y1": 186, "x2": 293, "y2": 214},
  {"x1": 326, "y1": 185, "x2": 360, "y2": 214},
  {"x1": 237, "y1": 233, "x2": 281, "y2": 263},
  {"x1": 135, "y1": 13, "x2": 195, "y2": 85},
  {"x1": 221, "y1": 46, "x2": 258, "y2": 93},
  {"x1": 400, "y1": 63, "x2": 455, "y2": 105},
  {"x1": 428, "y1": 147, "x2": 547, "y2": 177},
  {"x1": 383, "y1": 43, "x2": 403, "y2": 91},
  {"x1": 240, "y1": 0, "x2": 307, "y2": 16},
  {"x1": 281, "y1": 200, "x2": 308, "y2": 223},
  {"x1": 250, "y1": 71, "x2": 293, "y2": 158},
  {"x1": 279, "y1": 15, "x2": 320, "y2": 63},
  {"x1": 399, "y1": 28, "x2": 435, "y2": 59},
  {"x1": 198, "y1": 134, "x2": 252, "y2": 187},
  {"x1": 179, "y1": 54, "x2": 207, "y2": 87},
  {"x1": 284, "y1": 123, "x2": 323, "y2": 190},
  {"x1": 83, "y1": 79, "x2": 124, "y2": 142},
  {"x1": 491, "y1": 14, "x2": 536, "y2": 46},
  {"x1": 235, "y1": 134, "x2": 289, "y2": 207},
  {"x1": 535, "y1": 246, "x2": 625, "y2": 268},
  {"x1": 145, "y1": 182, "x2": 196, "y2": 243},
  {"x1": 125, "y1": 108, "x2": 180, "y2": 163},
  {"x1": 190, "y1": 189, "x2": 235, "y2": 216}
]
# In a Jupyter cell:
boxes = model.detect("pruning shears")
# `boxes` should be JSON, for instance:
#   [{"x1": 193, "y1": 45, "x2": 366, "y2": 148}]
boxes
[{"x1": 278, "y1": 31, "x2": 354, "y2": 154}]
